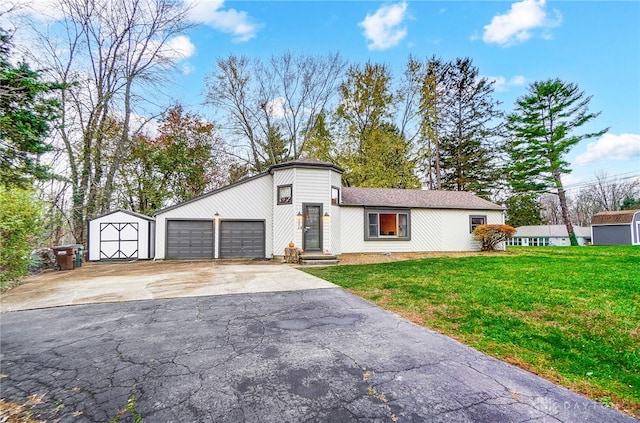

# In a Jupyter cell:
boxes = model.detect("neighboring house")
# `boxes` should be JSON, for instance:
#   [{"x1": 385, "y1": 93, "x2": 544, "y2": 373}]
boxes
[
  {"x1": 149, "y1": 158, "x2": 505, "y2": 260},
  {"x1": 87, "y1": 209, "x2": 155, "y2": 261},
  {"x1": 591, "y1": 210, "x2": 640, "y2": 245},
  {"x1": 506, "y1": 225, "x2": 592, "y2": 247}
]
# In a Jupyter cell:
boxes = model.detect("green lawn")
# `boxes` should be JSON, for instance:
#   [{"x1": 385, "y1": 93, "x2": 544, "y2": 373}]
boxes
[{"x1": 304, "y1": 246, "x2": 640, "y2": 417}]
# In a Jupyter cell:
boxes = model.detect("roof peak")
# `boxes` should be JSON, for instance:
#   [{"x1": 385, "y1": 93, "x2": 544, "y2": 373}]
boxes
[{"x1": 268, "y1": 158, "x2": 343, "y2": 173}]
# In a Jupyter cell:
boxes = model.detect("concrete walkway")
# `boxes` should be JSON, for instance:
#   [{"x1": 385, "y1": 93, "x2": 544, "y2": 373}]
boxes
[{"x1": 1, "y1": 287, "x2": 636, "y2": 422}]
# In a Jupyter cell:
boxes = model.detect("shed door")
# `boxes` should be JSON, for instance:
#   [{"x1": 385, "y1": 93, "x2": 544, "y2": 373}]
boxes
[
  {"x1": 219, "y1": 221, "x2": 265, "y2": 259},
  {"x1": 166, "y1": 220, "x2": 214, "y2": 259},
  {"x1": 100, "y1": 222, "x2": 139, "y2": 259}
]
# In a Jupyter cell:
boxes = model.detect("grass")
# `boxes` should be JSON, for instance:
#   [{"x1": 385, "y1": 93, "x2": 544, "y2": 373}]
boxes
[{"x1": 304, "y1": 246, "x2": 640, "y2": 417}]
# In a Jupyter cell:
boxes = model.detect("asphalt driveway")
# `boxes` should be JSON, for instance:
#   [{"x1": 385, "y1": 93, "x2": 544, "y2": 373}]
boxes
[{"x1": 2, "y1": 289, "x2": 636, "y2": 422}]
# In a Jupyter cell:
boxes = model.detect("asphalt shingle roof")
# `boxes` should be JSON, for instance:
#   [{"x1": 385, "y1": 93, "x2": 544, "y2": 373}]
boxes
[
  {"x1": 592, "y1": 210, "x2": 639, "y2": 225},
  {"x1": 341, "y1": 187, "x2": 503, "y2": 210},
  {"x1": 514, "y1": 225, "x2": 591, "y2": 238}
]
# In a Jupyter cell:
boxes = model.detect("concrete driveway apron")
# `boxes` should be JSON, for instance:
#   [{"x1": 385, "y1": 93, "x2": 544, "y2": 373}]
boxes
[{"x1": 1, "y1": 272, "x2": 635, "y2": 422}]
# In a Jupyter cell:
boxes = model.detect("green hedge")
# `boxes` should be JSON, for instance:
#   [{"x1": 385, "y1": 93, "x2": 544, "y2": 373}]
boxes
[{"x1": 0, "y1": 186, "x2": 44, "y2": 290}]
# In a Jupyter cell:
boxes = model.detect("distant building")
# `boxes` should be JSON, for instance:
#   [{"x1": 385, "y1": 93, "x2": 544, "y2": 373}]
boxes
[
  {"x1": 506, "y1": 225, "x2": 591, "y2": 247},
  {"x1": 591, "y1": 210, "x2": 640, "y2": 246}
]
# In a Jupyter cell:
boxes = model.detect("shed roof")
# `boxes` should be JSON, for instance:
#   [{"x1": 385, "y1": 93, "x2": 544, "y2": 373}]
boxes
[
  {"x1": 341, "y1": 187, "x2": 503, "y2": 210},
  {"x1": 514, "y1": 225, "x2": 591, "y2": 238},
  {"x1": 592, "y1": 210, "x2": 640, "y2": 225},
  {"x1": 89, "y1": 209, "x2": 155, "y2": 222}
]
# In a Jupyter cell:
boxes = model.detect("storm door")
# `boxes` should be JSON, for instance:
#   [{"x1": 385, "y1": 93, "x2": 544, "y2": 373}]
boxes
[{"x1": 303, "y1": 204, "x2": 322, "y2": 252}]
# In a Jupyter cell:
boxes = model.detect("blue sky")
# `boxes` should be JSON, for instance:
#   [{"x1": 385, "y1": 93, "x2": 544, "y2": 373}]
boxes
[
  {"x1": 13, "y1": 0, "x2": 640, "y2": 190},
  {"x1": 168, "y1": 0, "x2": 640, "y2": 190}
]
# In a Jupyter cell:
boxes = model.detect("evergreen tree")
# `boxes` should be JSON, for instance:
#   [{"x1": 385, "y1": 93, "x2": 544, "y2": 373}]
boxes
[
  {"x1": 506, "y1": 79, "x2": 607, "y2": 245},
  {"x1": 505, "y1": 194, "x2": 545, "y2": 227},
  {"x1": 438, "y1": 58, "x2": 503, "y2": 198},
  {"x1": 0, "y1": 29, "x2": 61, "y2": 188}
]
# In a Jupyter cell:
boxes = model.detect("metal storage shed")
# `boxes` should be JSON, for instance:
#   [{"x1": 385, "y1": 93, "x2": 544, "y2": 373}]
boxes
[
  {"x1": 87, "y1": 209, "x2": 155, "y2": 261},
  {"x1": 591, "y1": 210, "x2": 640, "y2": 246}
]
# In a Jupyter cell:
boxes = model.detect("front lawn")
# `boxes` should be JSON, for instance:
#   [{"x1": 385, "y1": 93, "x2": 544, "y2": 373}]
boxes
[{"x1": 304, "y1": 246, "x2": 640, "y2": 417}]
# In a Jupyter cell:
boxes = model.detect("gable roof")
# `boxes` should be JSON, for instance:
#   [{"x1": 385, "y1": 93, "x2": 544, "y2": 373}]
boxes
[
  {"x1": 154, "y1": 172, "x2": 269, "y2": 216},
  {"x1": 341, "y1": 187, "x2": 503, "y2": 210},
  {"x1": 514, "y1": 225, "x2": 591, "y2": 238},
  {"x1": 89, "y1": 209, "x2": 155, "y2": 222},
  {"x1": 592, "y1": 210, "x2": 640, "y2": 225}
]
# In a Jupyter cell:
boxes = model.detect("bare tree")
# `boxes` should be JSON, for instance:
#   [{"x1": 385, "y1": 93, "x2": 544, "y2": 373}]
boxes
[
  {"x1": 540, "y1": 193, "x2": 563, "y2": 224},
  {"x1": 570, "y1": 172, "x2": 640, "y2": 225},
  {"x1": 24, "y1": 0, "x2": 192, "y2": 243},
  {"x1": 205, "y1": 52, "x2": 347, "y2": 171}
]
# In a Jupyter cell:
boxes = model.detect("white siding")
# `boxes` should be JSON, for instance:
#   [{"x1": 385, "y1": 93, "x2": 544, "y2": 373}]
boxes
[
  {"x1": 273, "y1": 169, "x2": 296, "y2": 255},
  {"x1": 330, "y1": 171, "x2": 342, "y2": 254},
  {"x1": 340, "y1": 207, "x2": 503, "y2": 253},
  {"x1": 88, "y1": 211, "x2": 154, "y2": 261},
  {"x1": 287, "y1": 167, "x2": 337, "y2": 254},
  {"x1": 154, "y1": 175, "x2": 273, "y2": 259}
]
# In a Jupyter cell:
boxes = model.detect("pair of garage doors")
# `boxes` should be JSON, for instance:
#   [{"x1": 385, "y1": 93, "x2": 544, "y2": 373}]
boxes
[{"x1": 166, "y1": 220, "x2": 265, "y2": 260}]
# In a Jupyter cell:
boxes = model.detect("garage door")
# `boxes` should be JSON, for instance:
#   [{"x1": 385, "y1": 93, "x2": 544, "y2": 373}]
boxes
[
  {"x1": 219, "y1": 220, "x2": 265, "y2": 259},
  {"x1": 166, "y1": 220, "x2": 214, "y2": 259},
  {"x1": 100, "y1": 222, "x2": 139, "y2": 259}
]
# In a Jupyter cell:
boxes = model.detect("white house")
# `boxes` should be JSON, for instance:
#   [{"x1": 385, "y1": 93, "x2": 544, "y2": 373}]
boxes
[
  {"x1": 152, "y1": 159, "x2": 505, "y2": 260},
  {"x1": 506, "y1": 225, "x2": 592, "y2": 247},
  {"x1": 87, "y1": 209, "x2": 155, "y2": 261}
]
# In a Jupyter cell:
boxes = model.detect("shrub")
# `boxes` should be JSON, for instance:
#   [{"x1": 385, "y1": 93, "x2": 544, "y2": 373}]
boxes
[
  {"x1": 0, "y1": 187, "x2": 44, "y2": 290},
  {"x1": 472, "y1": 224, "x2": 516, "y2": 251}
]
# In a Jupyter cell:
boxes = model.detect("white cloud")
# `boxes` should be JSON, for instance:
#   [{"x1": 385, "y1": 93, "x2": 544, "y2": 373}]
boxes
[
  {"x1": 483, "y1": 75, "x2": 526, "y2": 92},
  {"x1": 575, "y1": 133, "x2": 640, "y2": 166},
  {"x1": 482, "y1": 0, "x2": 561, "y2": 47},
  {"x1": 359, "y1": 2, "x2": 408, "y2": 51},
  {"x1": 185, "y1": 0, "x2": 260, "y2": 42},
  {"x1": 561, "y1": 173, "x2": 583, "y2": 188},
  {"x1": 265, "y1": 97, "x2": 287, "y2": 120},
  {"x1": 161, "y1": 35, "x2": 196, "y2": 60}
]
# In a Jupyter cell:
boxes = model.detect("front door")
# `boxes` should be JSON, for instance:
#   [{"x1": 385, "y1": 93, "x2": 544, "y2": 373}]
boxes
[{"x1": 303, "y1": 203, "x2": 322, "y2": 252}]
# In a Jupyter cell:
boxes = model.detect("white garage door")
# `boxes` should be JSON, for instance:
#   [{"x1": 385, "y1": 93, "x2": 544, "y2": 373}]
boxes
[{"x1": 219, "y1": 220, "x2": 265, "y2": 259}]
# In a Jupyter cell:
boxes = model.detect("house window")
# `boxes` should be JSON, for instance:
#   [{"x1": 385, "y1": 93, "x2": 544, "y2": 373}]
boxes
[
  {"x1": 277, "y1": 185, "x2": 292, "y2": 205},
  {"x1": 365, "y1": 209, "x2": 410, "y2": 240},
  {"x1": 331, "y1": 186, "x2": 340, "y2": 205},
  {"x1": 507, "y1": 238, "x2": 523, "y2": 246},
  {"x1": 469, "y1": 215, "x2": 487, "y2": 233}
]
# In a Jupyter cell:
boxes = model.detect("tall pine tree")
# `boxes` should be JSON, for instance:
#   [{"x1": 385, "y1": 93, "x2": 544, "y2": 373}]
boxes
[
  {"x1": 506, "y1": 79, "x2": 607, "y2": 245},
  {"x1": 438, "y1": 58, "x2": 503, "y2": 198}
]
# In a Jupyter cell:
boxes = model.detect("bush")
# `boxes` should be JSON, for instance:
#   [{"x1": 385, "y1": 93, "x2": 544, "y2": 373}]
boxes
[
  {"x1": 0, "y1": 187, "x2": 44, "y2": 290},
  {"x1": 472, "y1": 224, "x2": 516, "y2": 251}
]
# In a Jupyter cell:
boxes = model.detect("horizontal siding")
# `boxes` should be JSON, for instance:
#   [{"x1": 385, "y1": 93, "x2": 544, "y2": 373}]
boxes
[
  {"x1": 155, "y1": 176, "x2": 273, "y2": 259},
  {"x1": 340, "y1": 207, "x2": 504, "y2": 253}
]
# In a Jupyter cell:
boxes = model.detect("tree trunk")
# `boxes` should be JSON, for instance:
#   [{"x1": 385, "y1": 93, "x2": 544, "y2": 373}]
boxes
[{"x1": 555, "y1": 172, "x2": 578, "y2": 246}]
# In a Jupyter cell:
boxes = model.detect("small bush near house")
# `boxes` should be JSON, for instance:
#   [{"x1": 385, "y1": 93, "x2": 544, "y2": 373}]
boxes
[
  {"x1": 0, "y1": 186, "x2": 44, "y2": 290},
  {"x1": 472, "y1": 224, "x2": 516, "y2": 251}
]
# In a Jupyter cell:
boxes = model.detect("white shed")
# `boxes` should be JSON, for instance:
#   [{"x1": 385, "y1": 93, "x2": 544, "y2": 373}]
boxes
[{"x1": 87, "y1": 209, "x2": 155, "y2": 261}]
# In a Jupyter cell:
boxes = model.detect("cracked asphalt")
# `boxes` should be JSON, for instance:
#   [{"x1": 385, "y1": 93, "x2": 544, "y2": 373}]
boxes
[{"x1": 2, "y1": 287, "x2": 636, "y2": 422}]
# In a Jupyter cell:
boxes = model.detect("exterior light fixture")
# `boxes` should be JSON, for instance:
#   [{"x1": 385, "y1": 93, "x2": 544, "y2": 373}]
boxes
[
  {"x1": 214, "y1": 211, "x2": 220, "y2": 220},
  {"x1": 296, "y1": 211, "x2": 303, "y2": 229},
  {"x1": 324, "y1": 212, "x2": 330, "y2": 217}
]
